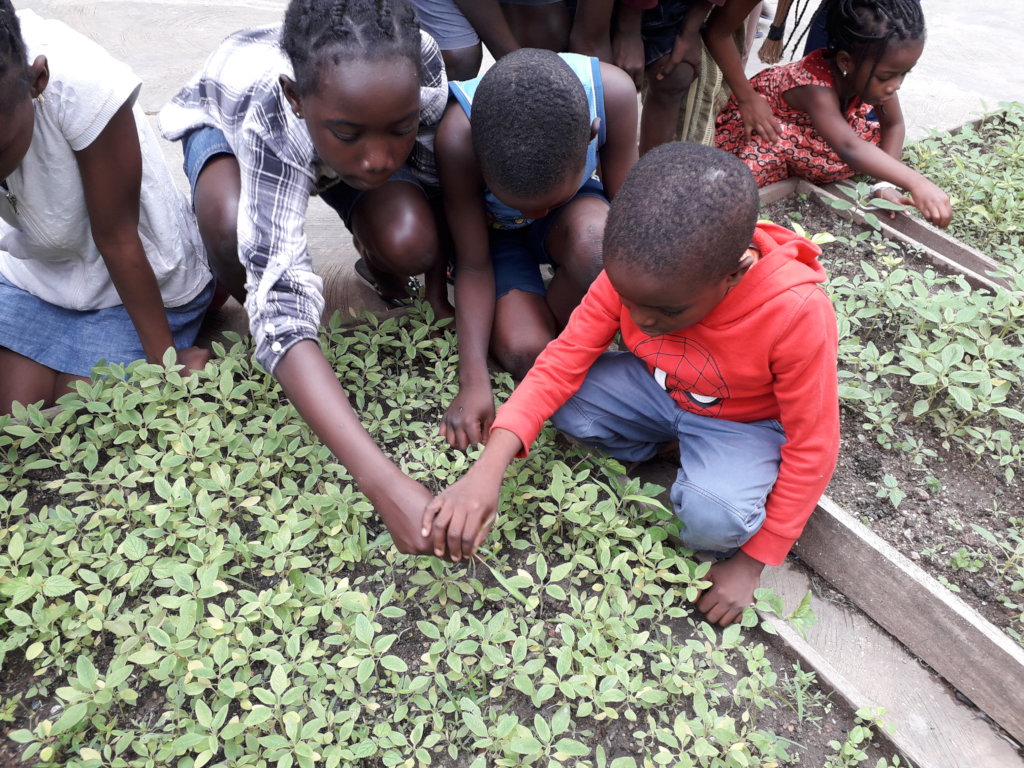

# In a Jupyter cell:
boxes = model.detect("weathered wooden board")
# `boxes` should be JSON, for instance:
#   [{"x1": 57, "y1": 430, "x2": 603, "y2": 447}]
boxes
[
  {"x1": 794, "y1": 497, "x2": 1024, "y2": 747},
  {"x1": 763, "y1": 559, "x2": 1024, "y2": 768}
]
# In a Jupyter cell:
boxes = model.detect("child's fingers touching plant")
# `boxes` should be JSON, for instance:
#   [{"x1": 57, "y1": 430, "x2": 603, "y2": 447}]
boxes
[
  {"x1": 696, "y1": 550, "x2": 766, "y2": 626},
  {"x1": 908, "y1": 178, "x2": 953, "y2": 228},
  {"x1": 421, "y1": 474, "x2": 499, "y2": 562},
  {"x1": 439, "y1": 386, "x2": 495, "y2": 451},
  {"x1": 738, "y1": 94, "x2": 783, "y2": 143}
]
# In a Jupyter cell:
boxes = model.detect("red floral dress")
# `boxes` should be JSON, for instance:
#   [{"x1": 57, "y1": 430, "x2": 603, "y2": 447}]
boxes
[{"x1": 715, "y1": 49, "x2": 880, "y2": 187}]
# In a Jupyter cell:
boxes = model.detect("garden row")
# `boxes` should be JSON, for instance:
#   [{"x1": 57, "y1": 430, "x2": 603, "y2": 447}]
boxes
[{"x1": 751, "y1": 103, "x2": 1024, "y2": 755}]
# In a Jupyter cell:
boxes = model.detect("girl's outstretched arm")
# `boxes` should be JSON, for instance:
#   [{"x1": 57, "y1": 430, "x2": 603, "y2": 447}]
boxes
[
  {"x1": 703, "y1": 0, "x2": 783, "y2": 142},
  {"x1": 77, "y1": 101, "x2": 210, "y2": 370},
  {"x1": 275, "y1": 340, "x2": 438, "y2": 556},
  {"x1": 784, "y1": 84, "x2": 952, "y2": 227}
]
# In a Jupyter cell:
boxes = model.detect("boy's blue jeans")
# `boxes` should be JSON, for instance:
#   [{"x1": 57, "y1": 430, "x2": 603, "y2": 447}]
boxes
[{"x1": 550, "y1": 351, "x2": 786, "y2": 555}]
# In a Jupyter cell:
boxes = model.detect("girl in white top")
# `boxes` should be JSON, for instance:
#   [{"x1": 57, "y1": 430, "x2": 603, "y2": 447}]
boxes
[{"x1": 0, "y1": 4, "x2": 213, "y2": 414}]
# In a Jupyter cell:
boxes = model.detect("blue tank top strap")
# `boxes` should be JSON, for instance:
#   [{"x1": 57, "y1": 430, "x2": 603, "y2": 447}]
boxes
[{"x1": 451, "y1": 53, "x2": 605, "y2": 230}]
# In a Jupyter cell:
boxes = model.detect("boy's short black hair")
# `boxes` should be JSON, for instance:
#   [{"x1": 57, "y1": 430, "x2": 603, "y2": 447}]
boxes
[
  {"x1": 470, "y1": 48, "x2": 591, "y2": 199},
  {"x1": 604, "y1": 143, "x2": 759, "y2": 282}
]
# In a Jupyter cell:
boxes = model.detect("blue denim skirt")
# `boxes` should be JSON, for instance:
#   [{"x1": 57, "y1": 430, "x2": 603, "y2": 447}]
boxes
[{"x1": 0, "y1": 275, "x2": 214, "y2": 376}]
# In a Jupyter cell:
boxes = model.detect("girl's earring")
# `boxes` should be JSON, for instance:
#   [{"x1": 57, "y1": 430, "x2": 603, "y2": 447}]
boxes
[{"x1": 841, "y1": 69, "x2": 848, "y2": 77}]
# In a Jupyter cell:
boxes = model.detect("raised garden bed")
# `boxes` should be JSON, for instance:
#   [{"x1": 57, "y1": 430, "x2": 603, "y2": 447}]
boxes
[
  {"x1": 903, "y1": 102, "x2": 1024, "y2": 270},
  {"x1": 757, "y1": 179, "x2": 1024, "y2": 747},
  {"x1": 0, "y1": 311, "x2": 907, "y2": 767}
]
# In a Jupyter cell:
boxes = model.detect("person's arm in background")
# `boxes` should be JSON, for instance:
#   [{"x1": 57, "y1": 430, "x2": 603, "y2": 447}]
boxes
[
  {"x1": 757, "y1": 0, "x2": 795, "y2": 63},
  {"x1": 613, "y1": 2, "x2": 647, "y2": 90},
  {"x1": 784, "y1": 84, "x2": 951, "y2": 226},
  {"x1": 435, "y1": 102, "x2": 500, "y2": 452},
  {"x1": 703, "y1": 0, "x2": 783, "y2": 142},
  {"x1": 78, "y1": 101, "x2": 210, "y2": 372},
  {"x1": 453, "y1": 0, "x2": 520, "y2": 60}
]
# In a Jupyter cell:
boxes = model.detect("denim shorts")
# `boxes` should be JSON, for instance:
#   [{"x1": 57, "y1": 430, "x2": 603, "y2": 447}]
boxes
[
  {"x1": 0, "y1": 275, "x2": 214, "y2": 377},
  {"x1": 489, "y1": 177, "x2": 605, "y2": 299},
  {"x1": 409, "y1": 0, "x2": 478, "y2": 49},
  {"x1": 641, "y1": 0, "x2": 694, "y2": 67},
  {"x1": 181, "y1": 125, "x2": 429, "y2": 232}
]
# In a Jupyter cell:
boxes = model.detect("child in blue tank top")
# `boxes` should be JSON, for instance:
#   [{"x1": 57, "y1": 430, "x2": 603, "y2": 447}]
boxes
[{"x1": 435, "y1": 48, "x2": 639, "y2": 452}]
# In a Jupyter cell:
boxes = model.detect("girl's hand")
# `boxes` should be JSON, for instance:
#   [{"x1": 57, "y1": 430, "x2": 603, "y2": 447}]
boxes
[
  {"x1": 909, "y1": 180, "x2": 953, "y2": 228},
  {"x1": 737, "y1": 94, "x2": 782, "y2": 143},
  {"x1": 440, "y1": 383, "x2": 495, "y2": 452},
  {"x1": 368, "y1": 474, "x2": 439, "y2": 556},
  {"x1": 870, "y1": 185, "x2": 913, "y2": 219}
]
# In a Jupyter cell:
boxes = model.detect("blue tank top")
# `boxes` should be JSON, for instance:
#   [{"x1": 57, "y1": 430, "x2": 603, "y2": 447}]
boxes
[{"x1": 450, "y1": 53, "x2": 607, "y2": 230}]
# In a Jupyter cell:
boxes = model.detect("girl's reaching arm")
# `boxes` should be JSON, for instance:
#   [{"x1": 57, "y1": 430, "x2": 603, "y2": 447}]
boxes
[
  {"x1": 275, "y1": 340, "x2": 437, "y2": 555},
  {"x1": 784, "y1": 84, "x2": 951, "y2": 226},
  {"x1": 703, "y1": 0, "x2": 782, "y2": 142},
  {"x1": 76, "y1": 100, "x2": 209, "y2": 370}
]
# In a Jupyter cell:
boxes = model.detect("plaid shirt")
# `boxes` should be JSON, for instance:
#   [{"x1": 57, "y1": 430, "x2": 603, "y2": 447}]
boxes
[{"x1": 160, "y1": 26, "x2": 447, "y2": 373}]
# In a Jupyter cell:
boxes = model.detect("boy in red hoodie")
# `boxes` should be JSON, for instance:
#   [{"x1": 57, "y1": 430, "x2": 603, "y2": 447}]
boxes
[{"x1": 422, "y1": 142, "x2": 839, "y2": 626}]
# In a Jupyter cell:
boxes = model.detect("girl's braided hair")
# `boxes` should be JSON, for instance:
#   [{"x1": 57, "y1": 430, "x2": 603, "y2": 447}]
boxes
[
  {"x1": 826, "y1": 0, "x2": 924, "y2": 65},
  {"x1": 0, "y1": 0, "x2": 27, "y2": 82},
  {"x1": 281, "y1": 0, "x2": 422, "y2": 96}
]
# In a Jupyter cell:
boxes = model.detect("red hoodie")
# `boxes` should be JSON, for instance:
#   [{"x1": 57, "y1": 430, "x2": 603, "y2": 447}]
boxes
[{"x1": 492, "y1": 222, "x2": 839, "y2": 566}]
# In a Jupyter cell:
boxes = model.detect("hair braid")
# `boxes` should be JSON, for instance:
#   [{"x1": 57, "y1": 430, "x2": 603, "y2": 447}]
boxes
[
  {"x1": 282, "y1": 0, "x2": 421, "y2": 96},
  {"x1": 826, "y1": 0, "x2": 925, "y2": 68},
  {"x1": 0, "y1": 0, "x2": 27, "y2": 79}
]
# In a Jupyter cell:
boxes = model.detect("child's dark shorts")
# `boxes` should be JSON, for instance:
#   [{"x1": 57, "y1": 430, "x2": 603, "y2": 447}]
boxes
[
  {"x1": 489, "y1": 177, "x2": 606, "y2": 299},
  {"x1": 181, "y1": 125, "x2": 432, "y2": 232},
  {"x1": 640, "y1": 0, "x2": 697, "y2": 67}
]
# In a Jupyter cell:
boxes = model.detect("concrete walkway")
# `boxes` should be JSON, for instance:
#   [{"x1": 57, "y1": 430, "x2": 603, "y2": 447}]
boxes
[{"x1": 20, "y1": 0, "x2": 1022, "y2": 338}]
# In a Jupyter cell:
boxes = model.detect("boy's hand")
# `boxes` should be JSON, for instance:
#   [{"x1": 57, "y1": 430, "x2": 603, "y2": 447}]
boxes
[
  {"x1": 909, "y1": 180, "x2": 953, "y2": 228},
  {"x1": 421, "y1": 470, "x2": 502, "y2": 562},
  {"x1": 440, "y1": 384, "x2": 495, "y2": 451},
  {"x1": 695, "y1": 550, "x2": 765, "y2": 626},
  {"x1": 177, "y1": 345, "x2": 212, "y2": 374},
  {"x1": 369, "y1": 474, "x2": 439, "y2": 556},
  {"x1": 656, "y1": 28, "x2": 702, "y2": 81}
]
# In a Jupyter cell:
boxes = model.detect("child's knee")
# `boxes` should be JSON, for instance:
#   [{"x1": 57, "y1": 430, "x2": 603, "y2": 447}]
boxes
[
  {"x1": 670, "y1": 480, "x2": 765, "y2": 554},
  {"x1": 494, "y1": 341, "x2": 545, "y2": 381},
  {"x1": 371, "y1": 224, "x2": 439, "y2": 276},
  {"x1": 646, "y1": 61, "x2": 696, "y2": 101}
]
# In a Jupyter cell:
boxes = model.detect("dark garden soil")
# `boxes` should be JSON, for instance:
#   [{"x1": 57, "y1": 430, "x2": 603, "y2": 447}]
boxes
[{"x1": 761, "y1": 193, "x2": 1024, "y2": 643}]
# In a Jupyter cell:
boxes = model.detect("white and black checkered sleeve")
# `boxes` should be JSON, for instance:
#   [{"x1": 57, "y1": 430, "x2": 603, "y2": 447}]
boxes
[{"x1": 236, "y1": 125, "x2": 324, "y2": 375}]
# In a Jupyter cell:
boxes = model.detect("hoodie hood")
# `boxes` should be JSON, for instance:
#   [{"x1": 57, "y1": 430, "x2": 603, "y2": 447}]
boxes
[{"x1": 701, "y1": 222, "x2": 825, "y2": 327}]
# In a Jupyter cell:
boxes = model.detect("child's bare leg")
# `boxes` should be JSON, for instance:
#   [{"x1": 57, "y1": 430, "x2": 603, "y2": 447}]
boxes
[
  {"x1": 500, "y1": 1, "x2": 570, "y2": 51},
  {"x1": 351, "y1": 180, "x2": 453, "y2": 318},
  {"x1": 441, "y1": 44, "x2": 484, "y2": 81},
  {"x1": 491, "y1": 291, "x2": 558, "y2": 380},
  {"x1": 193, "y1": 154, "x2": 245, "y2": 303},
  {"x1": 640, "y1": 58, "x2": 696, "y2": 154},
  {"x1": 0, "y1": 347, "x2": 64, "y2": 414},
  {"x1": 543, "y1": 196, "x2": 607, "y2": 327}
]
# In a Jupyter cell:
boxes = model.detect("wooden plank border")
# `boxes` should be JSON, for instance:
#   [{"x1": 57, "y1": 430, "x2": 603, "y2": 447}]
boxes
[
  {"x1": 761, "y1": 177, "x2": 1024, "y2": 745},
  {"x1": 794, "y1": 497, "x2": 1024, "y2": 745}
]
